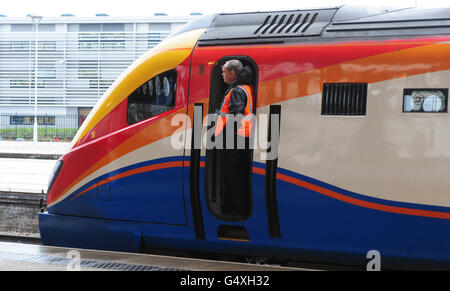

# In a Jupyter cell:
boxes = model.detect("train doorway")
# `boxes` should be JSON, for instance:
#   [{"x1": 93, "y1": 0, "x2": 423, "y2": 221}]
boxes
[{"x1": 204, "y1": 56, "x2": 258, "y2": 222}]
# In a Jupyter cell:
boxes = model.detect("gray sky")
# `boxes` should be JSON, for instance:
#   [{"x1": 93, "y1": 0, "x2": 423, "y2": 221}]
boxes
[{"x1": 1, "y1": 0, "x2": 448, "y2": 17}]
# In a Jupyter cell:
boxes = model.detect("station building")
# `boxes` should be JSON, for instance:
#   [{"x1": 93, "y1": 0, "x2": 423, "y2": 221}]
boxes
[{"x1": 0, "y1": 13, "x2": 196, "y2": 138}]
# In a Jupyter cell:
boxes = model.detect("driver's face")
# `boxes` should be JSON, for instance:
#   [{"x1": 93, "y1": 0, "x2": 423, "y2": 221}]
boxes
[{"x1": 222, "y1": 65, "x2": 236, "y2": 85}]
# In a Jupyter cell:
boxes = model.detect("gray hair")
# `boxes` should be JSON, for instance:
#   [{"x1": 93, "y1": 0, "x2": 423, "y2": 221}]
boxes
[{"x1": 224, "y1": 59, "x2": 243, "y2": 75}]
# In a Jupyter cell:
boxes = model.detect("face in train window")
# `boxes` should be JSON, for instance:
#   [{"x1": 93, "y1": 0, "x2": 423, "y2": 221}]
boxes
[
  {"x1": 403, "y1": 89, "x2": 448, "y2": 113},
  {"x1": 127, "y1": 70, "x2": 177, "y2": 125}
]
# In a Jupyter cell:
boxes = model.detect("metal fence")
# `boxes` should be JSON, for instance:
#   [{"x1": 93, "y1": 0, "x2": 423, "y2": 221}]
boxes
[{"x1": 0, "y1": 114, "x2": 79, "y2": 141}]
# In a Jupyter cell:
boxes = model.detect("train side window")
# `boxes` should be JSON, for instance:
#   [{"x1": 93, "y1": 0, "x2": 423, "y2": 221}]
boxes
[
  {"x1": 322, "y1": 83, "x2": 368, "y2": 115},
  {"x1": 127, "y1": 70, "x2": 177, "y2": 125},
  {"x1": 403, "y1": 89, "x2": 448, "y2": 113}
]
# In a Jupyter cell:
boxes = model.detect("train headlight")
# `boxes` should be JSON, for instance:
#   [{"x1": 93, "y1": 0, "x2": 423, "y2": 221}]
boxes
[{"x1": 47, "y1": 160, "x2": 63, "y2": 195}]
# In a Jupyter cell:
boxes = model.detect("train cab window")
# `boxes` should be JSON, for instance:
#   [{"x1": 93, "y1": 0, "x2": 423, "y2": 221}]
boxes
[
  {"x1": 205, "y1": 57, "x2": 258, "y2": 222},
  {"x1": 127, "y1": 70, "x2": 177, "y2": 125},
  {"x1": 403, "y1": 89, "x2": 448, "y2": 113}
]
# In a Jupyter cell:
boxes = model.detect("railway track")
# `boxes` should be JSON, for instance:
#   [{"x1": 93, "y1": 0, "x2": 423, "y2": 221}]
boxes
[{"x1": 0, "y1": 233, "x2": 41, "y2": 245}]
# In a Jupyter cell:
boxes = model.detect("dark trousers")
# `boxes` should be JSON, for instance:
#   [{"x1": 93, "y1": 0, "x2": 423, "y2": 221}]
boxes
[{"x1": 218, "y1": 137, "x2": 252, "y2": 219}]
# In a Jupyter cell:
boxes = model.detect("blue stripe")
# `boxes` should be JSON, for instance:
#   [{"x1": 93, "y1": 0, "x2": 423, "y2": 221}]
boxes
[
  {"x1": 66, "y1": 156, "x2": 185, "y2": 201},
  {"x1": 60, "y1": 155, "x2": 450, "y2": 217}
]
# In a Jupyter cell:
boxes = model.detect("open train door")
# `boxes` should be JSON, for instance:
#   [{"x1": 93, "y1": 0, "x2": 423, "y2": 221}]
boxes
[
  {"x1": 186, "y1": 54, "x2": 282, "y2": 244},
  {"x1": 203, "y1": 57, "x2": 257, "y2": 223}
]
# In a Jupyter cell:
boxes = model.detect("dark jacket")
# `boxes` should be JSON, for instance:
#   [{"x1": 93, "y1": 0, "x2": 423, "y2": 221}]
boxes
[{"x1": 224, "y1": 65, "x2": 254, "y2": 115}]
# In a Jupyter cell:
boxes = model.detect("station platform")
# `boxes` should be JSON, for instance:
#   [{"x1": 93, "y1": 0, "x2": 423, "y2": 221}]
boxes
[
  {"x1": 0, "y1": 158, "x2": 56, "y2": 193},
  {"x1": 0, "y1": 242, "x2": 305, "y2": 271},
  {"x1": 0, "y1": 140, "x2": 71, "y2": 160},
  {"x1": 0, "y1": 141, "x2": 70, "y2": 193}
]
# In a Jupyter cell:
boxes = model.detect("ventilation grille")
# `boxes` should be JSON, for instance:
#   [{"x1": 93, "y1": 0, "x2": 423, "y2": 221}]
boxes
[
  {"x1": 254, "y1": 13, "x2": 319, "y2": 35},
  {"x1": 198, "y1": 8, "x2": 338, "y2": 45},
  {"x1": 322, "y1": 83, "x2": 368, "y2": 115}
]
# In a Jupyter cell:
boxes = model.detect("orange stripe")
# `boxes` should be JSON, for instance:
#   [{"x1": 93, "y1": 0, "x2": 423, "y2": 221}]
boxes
[
  {"x1": 275, "y1": 172, "x2": 450, "y2": 220},
  {"x1": 258, "y1": 42, "x2": 450, "y2": 107},
  {"x1": 217, "y1": 165, "x2": 450, "y2": 219}
]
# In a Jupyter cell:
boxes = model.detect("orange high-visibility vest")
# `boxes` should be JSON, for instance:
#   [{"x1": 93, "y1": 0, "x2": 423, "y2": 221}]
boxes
[{"x1": 215, "y1": 85, "x2": 254, "y2": 137}]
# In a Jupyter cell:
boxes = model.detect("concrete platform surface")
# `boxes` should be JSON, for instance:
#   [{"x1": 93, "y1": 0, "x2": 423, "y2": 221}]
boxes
[
  {"x1": 0, "y1": 158, "x2": 56, "y2": 193},
  {"x1": 0, "y1": 242, "x2": 305, "y2": 271},
  {"x1": 0, "y1": 141, "x2": 71, "y2": 155},
  {"x1": 0, "y1": 141, "x2": 71, "y2": 159},
  {"x1": 0, "y1": 141, "x2": 71, "y2": 192}
]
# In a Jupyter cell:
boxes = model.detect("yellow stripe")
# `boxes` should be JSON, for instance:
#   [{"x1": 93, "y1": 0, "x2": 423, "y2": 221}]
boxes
[{"x1": 71, "y1": 28, "x2": 206, "y2": 147}]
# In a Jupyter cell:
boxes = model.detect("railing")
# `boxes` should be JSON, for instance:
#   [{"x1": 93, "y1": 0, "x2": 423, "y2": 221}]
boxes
[{"x1": 0, "y1": 114, "x2": 79, "y2": 142}]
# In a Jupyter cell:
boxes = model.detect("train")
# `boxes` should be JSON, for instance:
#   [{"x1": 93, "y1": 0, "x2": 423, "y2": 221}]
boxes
[{"x1": 39, "y1": 5, "x2": 450, "y2": 269}]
